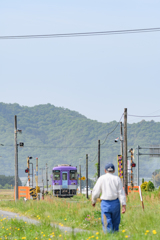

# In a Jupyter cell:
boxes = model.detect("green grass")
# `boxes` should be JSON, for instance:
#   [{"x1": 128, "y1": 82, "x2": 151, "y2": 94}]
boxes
[{"x1": 0, "y1": 191, "x2": 160, "y2": 239}]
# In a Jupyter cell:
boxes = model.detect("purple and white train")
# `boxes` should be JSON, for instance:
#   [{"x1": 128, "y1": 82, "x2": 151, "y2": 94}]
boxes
[{"x1": 51, "y1": 164, "x2": 78, "y2": 197}]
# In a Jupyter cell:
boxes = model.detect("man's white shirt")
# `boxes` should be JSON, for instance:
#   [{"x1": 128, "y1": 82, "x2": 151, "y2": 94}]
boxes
[{"x1": 92, "y1": 173, "x2": 126, "y2": 205}]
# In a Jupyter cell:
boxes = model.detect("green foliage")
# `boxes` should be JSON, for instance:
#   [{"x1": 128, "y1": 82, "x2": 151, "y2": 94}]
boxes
[
  {"x1": 0, "y1": 175, "x2": 22, "y2": 188},
  {"x1": 141, "y1": 181, "x2": 148, "y2": 191},
  {"x1": 142, "y1": 178, "x2": 144, "y2": 183},
  {"x1": 147, "y1": 181, "x2": 155, "y2": 191}
]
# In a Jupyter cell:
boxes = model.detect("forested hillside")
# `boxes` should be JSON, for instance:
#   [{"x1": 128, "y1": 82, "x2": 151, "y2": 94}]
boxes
[{"x1": 0, "y1": 102, "x2": 160, "y2": 179}]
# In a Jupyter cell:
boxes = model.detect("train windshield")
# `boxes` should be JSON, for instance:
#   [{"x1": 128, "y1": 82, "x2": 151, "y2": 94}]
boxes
[
  {"x1": 53, "y1": 170, "x2": 60, "y2": 180},
  {"x1": 70, "y1": 170, "x2": 77, "y2": 180}
]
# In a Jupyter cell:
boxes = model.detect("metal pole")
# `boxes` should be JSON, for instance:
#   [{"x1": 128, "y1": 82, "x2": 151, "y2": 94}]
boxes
[
  {"x1": 137, "y1": 145, "x2": 139, "y2": 186},
  {"x1": 120, "y1": 122, "x2": 124, "y2": 185},
  {"x1": 14, "y1": 115, "x2": 18, "y2": 201},
  {"x1": 98, "y1": 140, "x2": 100, "y2": 178},
  {"x1": 123, "y1": 108, "x2": 128, "y2": 195},
  {"x1": 79, "y1": 165, "x2": 81, "y2": 194},
  {"x1": 27, "y1": 157, "x2": 30, "y2": 187},
  {"x1": 86, "y1": 154, "x2": 88, "y2": 199},
  {"x1": 29, "y1": 163, "x2": 33, "y2": 187}
]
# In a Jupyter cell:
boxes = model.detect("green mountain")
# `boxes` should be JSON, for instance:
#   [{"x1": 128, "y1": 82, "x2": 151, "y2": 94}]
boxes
[{"x1": 0, "y1": 102, "x2": 159, "y2": 180}]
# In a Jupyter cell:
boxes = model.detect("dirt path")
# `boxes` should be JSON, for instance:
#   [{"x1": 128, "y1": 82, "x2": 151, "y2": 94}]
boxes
[{"x1": 0, "y1": 209, "x2": 93, "y2": 234}]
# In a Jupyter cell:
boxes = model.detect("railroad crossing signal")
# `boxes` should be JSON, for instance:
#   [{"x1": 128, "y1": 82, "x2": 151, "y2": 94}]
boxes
[
  {"x1": 131, "y1": 162, "x2": 136, "y2": 167},
  {"x1": 25, "y1": 168, "x2": 29, "y2": 173},
  {"x1": 117, "y1": 155, "x2": 123, "y2": 178},
  {"x1": 78, "y1": 176, "x2": 86, "y2": 180}
]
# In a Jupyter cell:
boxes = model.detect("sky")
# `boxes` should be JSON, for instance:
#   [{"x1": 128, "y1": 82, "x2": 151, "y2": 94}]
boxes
[{"x1": 0, "y1": 0, "x2": 160, "y2": 123}]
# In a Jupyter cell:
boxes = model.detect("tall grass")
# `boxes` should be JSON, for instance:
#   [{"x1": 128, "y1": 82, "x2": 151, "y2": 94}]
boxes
[{"x1": 0, "y1": 191, "x2": 160, "y2": 239}]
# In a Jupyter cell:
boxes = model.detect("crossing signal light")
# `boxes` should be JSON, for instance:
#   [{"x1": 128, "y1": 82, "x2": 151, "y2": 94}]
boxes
[
  {"x1": 25, "y1": 168, "x2": 29, "y2": 173},
  {"x1": 132, "y1": 162, "x2": 136, "y2": 167},
  {"x1": 19, "y1": 142, "x2": 24, "y2": 147}
]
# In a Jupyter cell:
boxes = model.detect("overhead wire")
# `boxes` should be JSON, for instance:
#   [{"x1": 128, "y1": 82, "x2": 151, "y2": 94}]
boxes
[
  {"x1": 100, "y1": 113, "x2": 124, "y2": 146},
  {"x1": 0, "y1": 27, "x2": 160, "y2": 40},
  {"x1": 128, "y1": 114, "x2": 160, "y2": 118}
]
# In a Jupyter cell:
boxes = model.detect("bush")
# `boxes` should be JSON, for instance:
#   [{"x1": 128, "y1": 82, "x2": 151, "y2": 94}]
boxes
[
  {"x1": 147, "y1": 181, "x2": 155, "y2": 191},
  {"x1": 141, "y1": 181, "x2": 148, "y2": 191}
]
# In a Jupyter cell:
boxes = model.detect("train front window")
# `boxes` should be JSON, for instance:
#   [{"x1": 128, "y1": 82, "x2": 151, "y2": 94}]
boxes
[
  {"x1": 53, "y1": 170, "x2": 60, "y2": 180},
  {"x1": 70, "y1": 170, "x2": 77, "y2": 180},
  {"x1": 62, "y1": 173, "x2": 67, "y2": 180}
]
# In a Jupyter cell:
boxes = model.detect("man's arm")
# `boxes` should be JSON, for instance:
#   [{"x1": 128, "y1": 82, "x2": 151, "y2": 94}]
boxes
[{"x1": 92, "y1": 177, "x2": 102, "y2": 206}]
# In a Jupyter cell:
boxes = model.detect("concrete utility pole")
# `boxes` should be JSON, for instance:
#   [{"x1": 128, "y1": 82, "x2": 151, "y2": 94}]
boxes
[
  {"x1": 14, "y1": 115, "x2": 18, "y2": 201},
  {"x1": 86, "y1": 154, "x2": 88, "y2": 199},
  {"x1": 98, "y1": 140, "x2": 100, "y2": 178},
  {"x1": 79, "y1": 165, "x2": 82, "y2": 193},
  {"x1": 137, "y1": 145, "x2": 139, "y2": 186},
  {"x1": 120, "y1": 122, "x2": 124, "y2": 184},
  {"x1": 46, "y1": 163, "x2": 48, "y2": 193},
  {"x1": 123, "y1": 108, "x2": 128, "y2": 195}
]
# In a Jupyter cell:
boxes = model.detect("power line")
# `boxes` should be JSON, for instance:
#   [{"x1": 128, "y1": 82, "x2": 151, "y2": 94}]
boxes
[
  {"x1": 101, "y1": 113, "x2": 124, "y2": 146},
  {"x1": 128, "y1": 114, "x2": 160, "y2": 118},
  {"x1": 0, "y1": 27, "x2": 160, "y2": 40}
]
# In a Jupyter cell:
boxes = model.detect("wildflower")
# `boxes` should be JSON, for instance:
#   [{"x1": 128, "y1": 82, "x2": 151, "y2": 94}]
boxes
[
  {"x1": 43, "y1": 234, "x2": 45, "y2": 237},
  {"x1": 25, "y1": 222, "x2": 27, "y2": 224},
  {"x1": 152, "y1": 230, "x2": 157, "y2": 234},
  {"x1": 64, "y1": 218, "x2": 67, "y2": 221},
  {"x1": 22, "y1": 238, "x2": 26, "y2": 240},
  {"x1": 65, "y1": 231, "x2": 67, "y2": 233},
  {"x1": 38, "y1": 217, "x2": 40, "y2": 219},
  {"x1": 59, "y1": 235, "x2": 62, "y2": 237},
  {"x1": 145, "y1": 233, "x2": 147, "y2": 235},
  {"x1": 59, "y1": 223, "x2": 61, "y2": 225},
  {"x1": 48, "y1": 216, "x2": 50, "y2": 217},
  {"x1": 9, "y1": 233, "x2": 11, "y2": 235},
  {"x1": 122, "y1": 230, "x2": 126, "y2": 233},
  {"x1": 125, "y1": 236, "x2": 128, "y2": 238},
  {"x1": 96, "y1": 232, "x2": 99, "y2": 235},
  {"x1": 18, "y1": 228, "x2": 20, "y2": 231},
  {"x1": 96, "y1": 238, "x2": 98, "y2": 240},
  {"x1": 41, "y1": 232, "x2": 43, "y2": 234},
  {"x1": 61, "y1": 224, "x2": 63, "y2": 226}
]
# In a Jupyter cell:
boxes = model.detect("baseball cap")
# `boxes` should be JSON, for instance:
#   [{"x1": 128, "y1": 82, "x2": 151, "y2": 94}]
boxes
[{"x1": 105, "y1": 163, "x2": 115, "y2": 172}]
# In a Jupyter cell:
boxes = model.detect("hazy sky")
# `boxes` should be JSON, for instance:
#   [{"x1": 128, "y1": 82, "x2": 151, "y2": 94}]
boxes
[{"x1": 0, "y1": 0, "x2": 160, "y2": 123}]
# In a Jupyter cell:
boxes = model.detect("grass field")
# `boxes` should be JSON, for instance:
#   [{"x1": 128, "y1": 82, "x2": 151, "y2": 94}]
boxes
[
  {"x1": 0, "y1": 189, "x2": 14, "y2": 200},
  {"x1": 0, "y1": 190, "x2": 160, "y2": 239}
]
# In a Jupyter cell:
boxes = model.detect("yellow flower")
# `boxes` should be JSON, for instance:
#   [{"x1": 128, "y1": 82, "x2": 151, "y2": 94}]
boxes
[
  {"x1": 18, "y1": 228, "x2": 20, "y2": 231},
  {"x1": 59, "y1": 235, "x2": 62, "y2": 237},
  {"x1": 43, "y1": 235, "x2": 45, "y2": 237},
  {"x1": 96, "y1": 232, "x2": 99, "y2": 235},
  {"x1": 22, "y1": 238, "x2": 26, "y2": 240},
  {"x1": 122, "y1": 230, "x2": 126, "y2": 233},
  {"x1": 125, "y1": 236, "x2": 128, "y2": 238},
  {"x1": 64, "y1": 218, "x2": 67, "y2": 220},
  {"x1": 61, "y1": 224, "x2": 63, "y2": 226},
  {"x1": 91, "y1": 236, "x2": 94, "y2": 238},
  {"x1": 152, "y1": 230, "x2": 157, "y2": 234},
  {"x1": 41, "y1": 232, "x2": 43, "y2": 234},
  {"x1": 59, "y1": 223, "x2": 61, "y2": 225},
  {"x1": 25, "y1": 222, "x2": 27, "y2": 224},
  {"x1": 145, "y1": 233, "x2": 147, "y2": 235},
  {"x1": 96, "y1": 238, "x2": 98, "y2": 240},
  {"x1": 9, "y1": 233, "x2": 11, "y2": 235},
  {"x1": 38, "y1": 217, "x2": 40, "y2": 219},
  {"x1": 2, "y1": 227, "x2": 4, "y2": 229},
  {"x1": 35, "y1": 238, "x2": 38, "y2": 239},
  {"x1": 65, "y1": 231, "x2": 67, "y2": 233},
  {"x1": 48, "y1": 216, "x2": 50, "y2": 217}
]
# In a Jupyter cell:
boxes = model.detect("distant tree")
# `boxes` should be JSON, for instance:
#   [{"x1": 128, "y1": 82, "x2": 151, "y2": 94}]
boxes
[
  {"x1": 0, "y1": 175, "x2": 22, "y2": 188},
  {"x1": 142, "y1": 178, "x2": 144, "y2": 183}
]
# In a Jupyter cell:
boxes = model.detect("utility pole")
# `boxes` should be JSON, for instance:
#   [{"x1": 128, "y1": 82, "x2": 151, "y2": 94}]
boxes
[
  {"x1": 79, "y1": 165, "x2": 82, "y2": 193},
  {"x1": 123, "y1": 108, "x2": 128, "y2": 195},
  {"x1": 120, "y1": 122, "x2": 124, "y2": 184},
  {"x1": 137, "y1": 145, "x2": 139, "y2": 186},
  {"x1": 46, "y1": 163, "x2": 48, "y2": 193},
  {"x1": 98, "y1": 140, "x2": 100, "y2": 178},
  {"x1": 36, "y1": 158, "x2": 38, "y2": 197},
  {"x1": 14, "y1": 115, "x2": 18, "y2": 201},
  {"x1": 86, "y1": 154, "x2": 88, "y2": 199}
]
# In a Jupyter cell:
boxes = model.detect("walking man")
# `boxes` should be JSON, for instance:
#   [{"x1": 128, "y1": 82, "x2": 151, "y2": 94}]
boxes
[{"x1": 92, "y1": 163, "x2": 126, "y2": 233}]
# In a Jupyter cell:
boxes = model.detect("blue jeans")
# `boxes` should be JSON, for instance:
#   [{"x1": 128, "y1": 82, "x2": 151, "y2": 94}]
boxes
[{"x1": 101, "y1": 198, "x2": 120, "y2": 233}]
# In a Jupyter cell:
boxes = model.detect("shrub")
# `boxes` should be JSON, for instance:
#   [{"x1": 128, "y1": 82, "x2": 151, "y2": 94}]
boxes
[
  {"x1": 147, "y1": 181, "x2": 155, "y2": 191},
  {"x1": 142, "y1": 178, "x2": 144, "y2": 183},
  {"x1": 141, "y1": 181, "x2": 148, "y2": 191}
]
